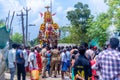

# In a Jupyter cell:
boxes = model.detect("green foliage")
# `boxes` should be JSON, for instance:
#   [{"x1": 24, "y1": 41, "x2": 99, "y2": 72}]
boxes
[
  {"x1": 59, "y1": 35, "x2": 72, "y2": 43},
  {"x1": 60, "y1": 26, "x2": 70, "y2": 38},
  {"x1": 66, "y1": 2, "x2": 92, "y2": 44},
  {"x1": 67, "y1": 2, "x2": 91, "y2": 31},
  {"x1": 0, "y1": 20, "x2": 5, "y2": 27},
  {"x1": 33, "y1": 38, "x2": 39, "y2": 46},
  {"x1": 105, "y1": 0, "x2": 120, "y2": 28},
  {"x1": 30, "y1": 38, "x2": 39, "y2": 46},
  {"x1": 87, "y1": 13, "x2": 110, "y2": 47},
  {"x1": 61, "y1": 1, "x2": 120, "y2": 47},
  {"x1": 11, "y1": 33, "x2": 23, "y2": 44},
  {"x1": 86, "y1": 0, "x2": 120, "y2": 47},
  {"x1": 59, "y1": 26, "x2": 71, "y2": 43}
]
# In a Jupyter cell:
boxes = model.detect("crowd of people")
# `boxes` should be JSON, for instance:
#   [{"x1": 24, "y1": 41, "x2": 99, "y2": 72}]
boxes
[{"x1": 7, "y1": 37, "x2": 120, "y2": 80}]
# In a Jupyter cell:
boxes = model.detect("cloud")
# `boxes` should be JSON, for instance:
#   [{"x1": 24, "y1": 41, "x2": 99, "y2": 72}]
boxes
[
  {"x1": 27, "y1": 0, "x2": 56, "y2": 25},
  {"x1": 26, "y1": 0, "x2": 55, "y2": 14},
  {"x1": 64, "y1": 7, "x2": 74, "y2": 13},
  {"x1": 53, "y1": 16, "x2": 60, "y2": 23},
  {"x1": 88, "y1": 0, "x2": 108, "y2": 15},
  {"x1": 32, "y1": 15, "x2": 43, "y2": 25},
  {"x1": 26, "y1": 0, "x2": 43, "y2": 14},
  {"x1": 56, "y1": 6, "x2": 63, "y2": 13},
  {"x1": 0, "y1": 0, "x2": 55, "y2": 16},
  {"x1": 0, "y1": 0, "x2": 22, "y2": 13},
  {"x1": 0, "y1": 0, "x2": 108, "y2": 40}
]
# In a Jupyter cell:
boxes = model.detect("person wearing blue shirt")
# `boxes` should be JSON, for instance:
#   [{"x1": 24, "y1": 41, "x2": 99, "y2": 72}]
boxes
[
  {"x1": 16, "y1": 45, "x2": 26, "y2": 80},
  {"x1": 46, "y1": 49, "x2": 51, "y2": 76}
]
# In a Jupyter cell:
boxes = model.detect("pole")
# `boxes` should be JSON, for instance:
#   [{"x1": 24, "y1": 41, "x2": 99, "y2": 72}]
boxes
[
  {"x1": 26, "y1": 7, "x2": 28, "y2": 45},
  {"x1": 7, "y1": 11, "x2": 10, "y2": 28},
  {"x1": 5, "y1": 17, "x2": 8, "y2": 27},
  {"x1": 24, "y1": 7, "x2": 31, "y2": 45},
  {"x1": 10, "y1": 11, "x2": 15, "y2": 31},
  {"x1": 17, "y1": 11, "x2": 25, "y2": 45},
  {"x1": 17, "y1": 10, "x2": 26, "y2": 45},
  {"x1": 21, "y1": 11, "x2": 25, "y2": 46},
  {"x1": 28, "y1": 32, "x2": 30, "y2": 41},
  {"x1": 6, "y1": 11, "x2": 10, "y2": 28},
  {"x1": 9, "y1": 11, "x2": 15, "y2": 43},
  {"x1": 50, "y1": 0, "x2": 52, "y2": 13}
]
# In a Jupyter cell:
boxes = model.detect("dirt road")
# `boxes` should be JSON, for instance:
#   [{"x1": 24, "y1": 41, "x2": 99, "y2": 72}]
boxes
[{"x1": 5, "y1": 72, "x2": 61, "y2": 80}]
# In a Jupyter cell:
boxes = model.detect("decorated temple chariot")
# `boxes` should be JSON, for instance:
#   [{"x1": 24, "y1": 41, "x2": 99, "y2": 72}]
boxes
[{"x1": 38, "y1": 6, "x2": 60, "y2": 47}]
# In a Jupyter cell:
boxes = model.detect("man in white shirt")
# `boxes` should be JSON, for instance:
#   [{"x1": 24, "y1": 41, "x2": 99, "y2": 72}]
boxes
[
  {"x1": 8, "y1": 44, "x2": 17, "y2": 80},
  {"x1": 23, "y1": 46, "x2": 28, "y2": 68},
  {"x1": 28, "y1": 48, "x2": 38, "y2": 70},
  {"x1": 60, "y1": 49, "x2": 67, "y2": 80}
]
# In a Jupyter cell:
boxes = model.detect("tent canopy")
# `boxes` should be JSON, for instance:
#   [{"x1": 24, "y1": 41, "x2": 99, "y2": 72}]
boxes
[{"x1": 0, "y1": 26, "x2": 10, "y2": 49}]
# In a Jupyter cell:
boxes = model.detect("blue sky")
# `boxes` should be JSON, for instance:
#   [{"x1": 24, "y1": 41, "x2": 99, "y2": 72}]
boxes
[{"x1": 0, "y1": 0, "x2": 108, "y2": 40}]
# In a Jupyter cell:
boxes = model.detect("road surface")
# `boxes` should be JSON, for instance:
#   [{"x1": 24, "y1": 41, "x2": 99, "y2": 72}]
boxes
[{"x1": 5, "y1": 72, "x2": 61, "y2": 80}]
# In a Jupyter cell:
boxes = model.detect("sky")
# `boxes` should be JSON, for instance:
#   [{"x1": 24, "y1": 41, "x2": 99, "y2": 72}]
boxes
[{"x1": 0, "y1": 0, "x2": 108, "y2": 40}]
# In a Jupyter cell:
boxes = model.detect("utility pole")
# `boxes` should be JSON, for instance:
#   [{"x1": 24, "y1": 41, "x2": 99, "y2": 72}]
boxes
[
  {"x1": 50, "y1": 0, "x2": 52, "y2": 13},
  {"x1": 5, "y1": 11, "x2": 10, "y2": 28},
  {"x1": 17, "y1": 10, "x2": 25, "y2": 46},
  {"x1": 9, "y1": 11, "x2": 15, "y2": 47},
  {"x1": 7, "y1": 11, "x2": 10, "y2": 28},
  {"x1": 10, "y1": 11, "x2": 15, "y2": 31},
  {"x1": 24, "y1": 7, "x2": 31, "y2": 45}
]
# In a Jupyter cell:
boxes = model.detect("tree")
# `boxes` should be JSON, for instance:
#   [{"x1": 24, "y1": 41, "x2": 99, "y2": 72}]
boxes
[
  {"x1": 87, "y1": 13, "x2": 110, "y2": 47},
  {"x1": 86, "y1": 0, "x2": 120, "y2": 47},
  {"x1": 59, "y1": 26, "x2": 72, "y2": 43},
  {"x1": 29, "y1": 38, "x2": 39, "y2": 46},
  {"x1": 66, "y1": 2, "x2": 92, "y2": 44},
  {"x1": 67, "y1": 2, "x2": 91, "y2": 32},
  {"x1": 105, "y1": 0, "x2": 120, "y2": 29},
  {"x1": 11, "y1": 33, "x2": 23, "y2": 44},
  {"x1": 0, "y1": 19, "x2": 5, "y2": 27}
]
